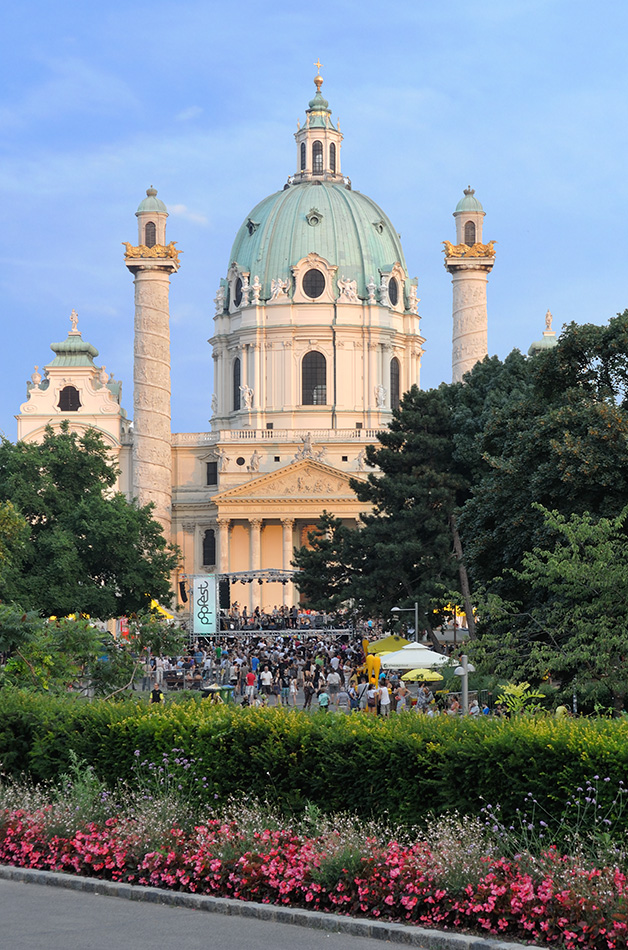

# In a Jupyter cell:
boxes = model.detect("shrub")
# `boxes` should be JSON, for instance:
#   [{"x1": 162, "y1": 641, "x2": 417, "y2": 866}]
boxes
[{"x1": 2, "y1": 691, "x2": 628, "y2": 830}]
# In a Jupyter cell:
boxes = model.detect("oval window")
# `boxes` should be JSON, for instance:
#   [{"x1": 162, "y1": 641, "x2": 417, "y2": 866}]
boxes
[
  {"x1": 234, "y1": 277, "x2": 243, "y2": 308},
  {"x1": 303, "y1": 268, "x2": 325, "y2": 299},
  {"x1": 388, "y1": 277, "x2": 399, "y2": 307}
]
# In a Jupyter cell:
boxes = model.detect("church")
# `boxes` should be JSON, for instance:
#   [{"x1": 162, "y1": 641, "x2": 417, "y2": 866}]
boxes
[{"x1": 16, "y1": 68, "x2": 525, "y2": 615}]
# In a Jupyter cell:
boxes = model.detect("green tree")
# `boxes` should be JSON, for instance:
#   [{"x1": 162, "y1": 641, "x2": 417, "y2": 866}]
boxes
[
  {"x1": 0, "y1": 604, "x2": 185, "y2": 696},
  {"x1": 0, "y1": 423, "x2": 179, "y2": 617},
  {"x1": 473, "y1": 506, "x2": 628, "y2": 711},
  {"x1": 295, "y1": 385, "x2": 470, "y2": 637},
  {"x1": 461, "y1": 313, "x2": 628, "y2": 602}
]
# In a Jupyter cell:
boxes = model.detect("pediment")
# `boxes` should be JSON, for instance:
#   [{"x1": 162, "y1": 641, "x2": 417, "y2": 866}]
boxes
[{"x1": 212, "y1": 459, "x2": 363, "y2": 504}]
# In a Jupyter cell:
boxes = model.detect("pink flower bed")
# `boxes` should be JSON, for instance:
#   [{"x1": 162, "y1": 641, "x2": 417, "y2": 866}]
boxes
[{"x1": 1, "y1": 809, "x2": 627, "y2": 949}]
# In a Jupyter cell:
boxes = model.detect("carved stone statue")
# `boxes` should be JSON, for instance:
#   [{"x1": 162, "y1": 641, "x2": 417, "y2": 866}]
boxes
[
  {"x1": 367, "y1": 276, "x2": 377, "y2": 305},
  {"x1": 249, "y1": 449, "x2": 261, "y2": 472},
  {"x1": 294, "y1": 432, "x2": 315, "y2": 461},
  {"x1": 375, "y1": 384, "x2": 386, "y2": 408},
  {"x1": 215, "y1": 448, "x2": 230, "y2": 472},
  {"x1": 211, "y1": 393, "x2": 218, "y2": 415},
  {"x1": 356, "y1": 448, "x2": 366, "y2": 471},
  {"x1": 378, "y1": 276, "x2": 390, "y2": 306},
  {"x1": 241, "y1": 273, "x2": 250, "y2": 308},
  {"x1": 214, "y1": 286, "x2": 225, "y2": 315},
  {"x1": 30, "y1": 365, "x2": 42, "y2": 387},
  {"x1": 409, "y1": 285, "x2": 419, "y2": 314},
  {"x1": 98, "y1": 365, "x2": 109, "y2": 385},
  {"x1": 545, "y1": 309, "x2": 553, "y2": 331},
  {"x1": 337, "y1": 276, "x2": 359, "y2": 302},
  {"x1": 252, "y1": 275, "x2": 261, "y2": 303},
  {"x1": 70, "y1": 309, "x2": 79, "y2": 332},
  {"x1": 239, "y1": 384, "x2": 254, "y2": 410},
  {"x1": 270, "y1": 277, "x2": 289, "y2": 301}
]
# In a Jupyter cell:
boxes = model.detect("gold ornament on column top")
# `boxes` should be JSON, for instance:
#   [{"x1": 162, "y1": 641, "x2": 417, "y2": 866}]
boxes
[
  {"x1": 442, "y1": 240, "x2": 496, "y2": 259},
  {"x1": 122, "y1": 242, "x2": 182, "y2": 264},
  {"x1": 313, "y1": 59, "x2": 323, "y2": 93}
]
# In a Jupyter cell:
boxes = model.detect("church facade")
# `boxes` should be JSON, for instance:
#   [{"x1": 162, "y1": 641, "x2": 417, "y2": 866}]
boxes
[{"x1": 17, "y1": 71, "x2": 500, "y2": 614}]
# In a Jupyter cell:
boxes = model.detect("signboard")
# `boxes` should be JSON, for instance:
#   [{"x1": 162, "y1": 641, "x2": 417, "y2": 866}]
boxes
[{"x1": 192, "y1": 574, "x2": 218, "y2": 636}]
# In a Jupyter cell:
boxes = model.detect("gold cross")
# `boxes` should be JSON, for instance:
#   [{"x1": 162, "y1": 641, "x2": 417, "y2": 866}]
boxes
[{"x1": 314, "y1": 58, "x2": 323, "y2": 73}]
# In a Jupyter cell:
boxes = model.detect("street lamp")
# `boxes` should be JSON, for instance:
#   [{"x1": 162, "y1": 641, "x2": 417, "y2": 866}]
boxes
[
  {"x1": 391, "y1": 602, "x2": 419, "y2": 642},
  {"x1": 453, "y1": 654, "x2": 476, "y2": 714}
]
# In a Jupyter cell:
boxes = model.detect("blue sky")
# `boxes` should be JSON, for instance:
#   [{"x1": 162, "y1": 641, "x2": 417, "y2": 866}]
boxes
[{"x1": 1, "y1": 0, "x2": 627, "y2": 438}]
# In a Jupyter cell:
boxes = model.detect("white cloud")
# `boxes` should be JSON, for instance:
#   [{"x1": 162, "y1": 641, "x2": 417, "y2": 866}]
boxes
[
  {"x1": 176, "y1": 106, "x2": 203, "y2": 122},
  {"x1": 169, "y1": 204, "x2": 209, "y2": 226}
]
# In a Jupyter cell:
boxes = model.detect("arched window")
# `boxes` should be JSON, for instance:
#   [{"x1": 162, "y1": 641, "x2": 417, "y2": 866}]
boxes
[
  {"x1": 302, "y1": 351, "x2": 327, "y2": 405},
  {"x1": 312, "y1": 141, "x2": 323, "y2": 174},
  {"x1": 390, "y1": 357, "x2": 400, "y2": 411},
  {"x1": 330, "y1": 142, "x2": 336, "y2": 173},
  {"x1": 300, "y1": 141, "x2": 306, "y2": 171},
  {"x1": 388, "y1": 277, "x2": 399, "y2": 307},
  {"x1": 145, "y1": 221, "x2": 156, "y2": 247},
  {"x1": 233, "y1": 277, "x2": 243, "y2": 308},
  {"x1": 202, "y1": 529, "x2": 216, "y2": 566},
  {"x1": 233, "y1": 358, "x2": 241, "y2": 411},
  {"x1": 58, "y1": 385, "x2": 81, "y2": 411},
  {"x1": 464, "y1": 220, "x2": 476, "y2": 246}
]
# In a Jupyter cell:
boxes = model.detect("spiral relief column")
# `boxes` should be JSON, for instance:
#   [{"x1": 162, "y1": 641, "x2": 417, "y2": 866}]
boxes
[
  {"x1": 443, "y1": 187, "x2": 495, "y2": 384},
  {"x1": 124, "y1": 188, "x2": 181, "y2": 535}
]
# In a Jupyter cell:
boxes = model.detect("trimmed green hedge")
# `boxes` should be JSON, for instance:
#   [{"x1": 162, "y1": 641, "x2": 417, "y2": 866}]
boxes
[{"x1": 1, "y1": 690, "x2": 626, "y2": 827}]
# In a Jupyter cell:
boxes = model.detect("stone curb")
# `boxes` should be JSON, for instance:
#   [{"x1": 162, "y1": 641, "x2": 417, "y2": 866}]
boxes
[{"x1": 0, "y1": 864, "x2": 542, "y2": 950}]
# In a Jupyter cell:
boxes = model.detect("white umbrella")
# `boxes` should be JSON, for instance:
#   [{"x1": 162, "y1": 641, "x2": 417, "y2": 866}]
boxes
[{"x1": 380, "y1": 643, "x2": 450, "y2": 670}]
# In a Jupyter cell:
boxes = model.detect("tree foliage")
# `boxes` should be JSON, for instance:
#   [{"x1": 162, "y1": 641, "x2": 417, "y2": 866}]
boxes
[
  {"x1": 0, "y1": 603, "x2": 185, "y2": 696},
  {"x1": 0, "y1": 423, "x2": 179, "y2": 617}
]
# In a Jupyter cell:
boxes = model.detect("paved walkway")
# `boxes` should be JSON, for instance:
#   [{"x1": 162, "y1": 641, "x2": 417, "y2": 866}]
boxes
[{"x1": 0, "y1": 878, "x2": 406, "y2": 950}]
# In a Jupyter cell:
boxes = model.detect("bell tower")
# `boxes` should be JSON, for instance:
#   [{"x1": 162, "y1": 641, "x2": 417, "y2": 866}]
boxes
[
  {"x1": 124, "y1": 187, "x2": 181, "y2": 535},
  {"x1": 443, "y1": 187, "x2": 495, "y2": 383},
  {"x1": 293, "y1": 61, "x2": 344, "y2": 183}
]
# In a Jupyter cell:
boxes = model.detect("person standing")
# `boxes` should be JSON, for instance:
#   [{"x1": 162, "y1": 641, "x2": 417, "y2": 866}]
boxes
[
  {"x1": 149, "y1": 682, "x2": 164, "y2": 704},
  {"x1": 379, "y1": 679, "x2": 391, "y2": 716},
  {"x1": 317, "y1": 687, "x2": 330, "y2": 712}
]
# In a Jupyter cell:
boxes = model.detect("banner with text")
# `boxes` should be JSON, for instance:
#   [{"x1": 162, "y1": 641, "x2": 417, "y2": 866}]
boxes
[{"x1": 192, "y1": 575, "x2": 217, "y2": 636}]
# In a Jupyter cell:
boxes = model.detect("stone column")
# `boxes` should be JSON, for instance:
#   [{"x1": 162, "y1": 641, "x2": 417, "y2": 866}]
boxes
[
  {"x1": 368, "y1": 342, "x2": 378, "y2": 408},
  {"x1": 217, "y1": 518, "x2": 230, "y2": 574},
  {"x1": 126, "y1": 256, "x2": 179, "y2": 536},
  {"x1": 249, "y1": 518, "x2": 262, "y2": 610},
  {"x1": 282, "y1": 518, "x2": 295, "y2": 607},
  {"x1": 446, "y1": 262, "x2": 493, "y2": 383}
]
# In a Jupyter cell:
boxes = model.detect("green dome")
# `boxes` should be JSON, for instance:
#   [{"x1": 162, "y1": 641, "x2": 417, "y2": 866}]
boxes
[
  {"x1": 136, "y1": 186, "x2": 167, "y2": 214},
  {"x1": 528, "y1": 334, "x2": 558, "y2": 356},
  {"x1": 48, "y1": 332, "x2": 99, "y2": 367},
  {"x1": 228, "y1": 180, "x2": 409, "y2": 300},
  {"x1": 455, "y1": 186, "x2": 484, "y2": 214}
]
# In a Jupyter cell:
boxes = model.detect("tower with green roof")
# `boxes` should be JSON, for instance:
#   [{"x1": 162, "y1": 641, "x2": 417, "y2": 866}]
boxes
[
  {"x1": 443, "y1": 187, "x2": 496, "y2": 383},
  {"x1": 124, "y1": 187, "x2": 181, "y2": 535}
]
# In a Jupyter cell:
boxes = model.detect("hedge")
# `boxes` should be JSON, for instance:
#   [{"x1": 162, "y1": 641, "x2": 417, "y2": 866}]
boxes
[{"x1": 1, "y1": 690, "x2": 627, "y2": 828}]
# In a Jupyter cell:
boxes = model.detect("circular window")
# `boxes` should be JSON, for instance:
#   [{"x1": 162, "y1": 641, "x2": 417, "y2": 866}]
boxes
[
  {"x1": 233, "y1": 277, "x2": 243, "y2": 308},
  {"x1": 236, "y1": 456, "x2": 246, "y2": 466},
  {"x1": 388, "y1": 277, "x2": 399, "y2": 307},
  {"x1": 303, "y1": 268, "x2": 325, "y2": 299}
]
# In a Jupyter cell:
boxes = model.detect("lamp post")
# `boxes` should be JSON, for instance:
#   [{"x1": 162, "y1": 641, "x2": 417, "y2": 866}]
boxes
[
  {"x1": 391, "y1": 603, "x2": 419, "y2": 642},
  {"x1": 453, "y1": 654, "x2": 476, "y2": 714}
]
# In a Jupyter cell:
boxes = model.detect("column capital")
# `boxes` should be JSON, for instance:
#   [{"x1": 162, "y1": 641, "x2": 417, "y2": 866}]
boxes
[
  {"x1": 216, "y1": 517, "x2": 231, "y2": 528},
  {"x1": 281, "y1": 517, "x2": 295, "y2": 528},
  {"x1": 249, "y1": 517, "x2": 263, "y2": 528}
]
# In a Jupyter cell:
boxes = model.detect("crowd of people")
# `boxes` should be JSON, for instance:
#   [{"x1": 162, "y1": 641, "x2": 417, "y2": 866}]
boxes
[
  {"x1": 143, "y1": 631, "x2": 492, "y2": 715},
  {"x1": 218, "y1": 604, "x2": 381, "y2": 635}
]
